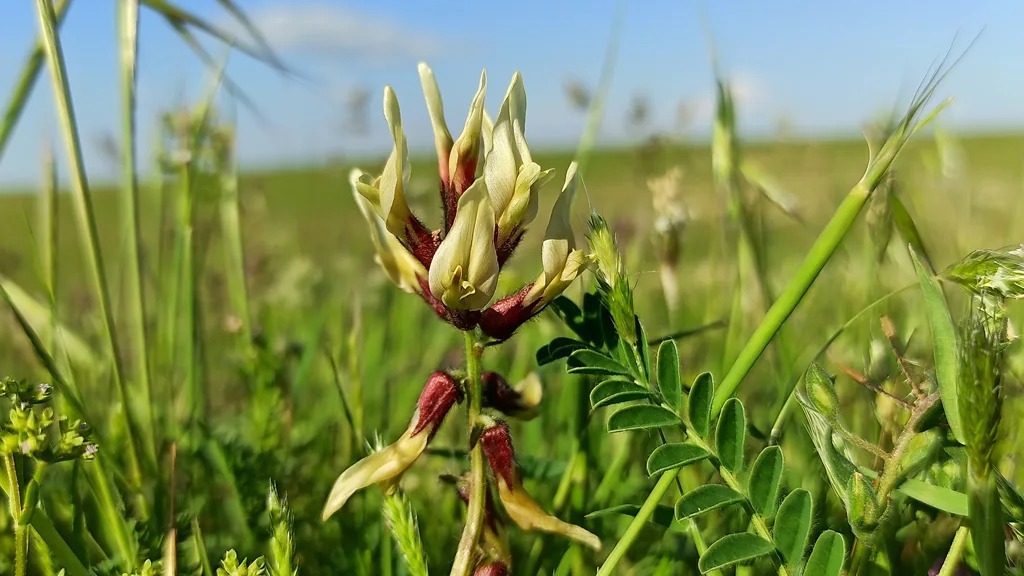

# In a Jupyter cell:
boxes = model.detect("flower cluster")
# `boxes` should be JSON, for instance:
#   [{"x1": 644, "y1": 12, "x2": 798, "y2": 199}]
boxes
[
  {"x1": 0, "y1": 377, "x2": 97, "y2": 463},
  {"x1": 352, "y1": 63, "x2": 592, "y2": 338}
]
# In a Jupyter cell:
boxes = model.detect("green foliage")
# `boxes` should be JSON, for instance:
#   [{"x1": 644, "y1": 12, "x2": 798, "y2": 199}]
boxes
[
  {"x1": 697, "y1": 533, "x2": 775, "y2": 573},
  {"x1": 773, "y1": 489, "x2": 813, "y2": 566},
  {"x1": 805, "y1": 531, "x2": 846, "y2": 576}
]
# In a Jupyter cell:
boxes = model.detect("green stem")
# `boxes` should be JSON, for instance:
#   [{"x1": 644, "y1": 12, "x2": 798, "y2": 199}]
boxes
[
  {"x1": 937, "y1": 526, "x2": 970, "y2": 576},
  {"x1": 451, "y1": 331, "x2": 485, "y2": 576},
  {"x1": 596, "y1": 468, "x2": 679, "y2": 576},
  {"x1": 710, "y1": 87, "x2": 948, "y2": 415},
  {"x1": 711, "y1": 185, "x2": 871, "y2": 415},
  {"x1": 4, "y1": 455, "x2": 27, "y2": 576}
]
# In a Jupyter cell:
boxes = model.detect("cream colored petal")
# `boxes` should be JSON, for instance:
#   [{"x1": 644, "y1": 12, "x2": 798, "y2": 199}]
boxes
[
  {"x1": 483, "y1": 120, "x2": 520, "y2": 218},
  {"x1": 511, "y1": 373, "x2": 543, "y2": 420},
  {"x1": 544, "y1": 162, "x2": 580, "y2": 249},
  {"x1": 428, "y1": 179, "x2": 499, "y2": 310},
  {"x1": 377, "y1": 87, "x2": 412, "y2": 237},
  {"x1": 448, "y1": 70, "x2": 487, "y2": 188},
  {"x1": 496, "y1": 72, "x2": 527, "y2": 133},
  {"x1": 417, "y1": 62, "x2": 453, "y2": 179},
  {"x1": 496, "y1": 481, "x2": 600, "y2": 551},
  {"x1": 322, "y1": 428, "x2": 430, "y2": 521},
  {"x1": 352, "y1": 171, "x2": 426, "y2": 294}
]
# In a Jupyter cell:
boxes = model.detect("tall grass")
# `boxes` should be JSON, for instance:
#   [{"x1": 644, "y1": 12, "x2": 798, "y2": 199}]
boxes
[{"x1": 0, "y1": 3, "x2": 1022, "y2": 576}]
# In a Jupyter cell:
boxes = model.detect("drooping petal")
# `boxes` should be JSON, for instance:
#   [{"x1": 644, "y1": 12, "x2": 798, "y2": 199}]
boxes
[
  {"x1": 417, "y1": 62, "x2": 453, "y2": 186},
  {"x1": 479, "y1": 422, "x2": 601, "y2": 551},
  {"x1": 321, "y1": 429, "x2": 430, "y2": 521},
  {"x1": 428, "y1": 179, "x2": 499, "y2": 311},
  {"x1": 352, "y1": 170, "x2": 427, "y2": 294},
  {"x1": 321, "y1": 372, "x2": 461, "y2": 520},
  {"x1": 449, "y1": 71, "x2": 487, "y2": 196}
]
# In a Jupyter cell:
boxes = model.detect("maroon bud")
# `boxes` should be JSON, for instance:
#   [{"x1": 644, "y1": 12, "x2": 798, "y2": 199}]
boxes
[
  {"x1": 473, "y1": 562, "x2": 509, "y2": 576},
  {"x1": 481, "y1": 372, "x2": 522, "y2": 415},
  {"x1": 479, "y1": 286, "x2": 538, "y2": 341},
  {"x1": 410, "y1": 372, "x2": 462, "y2": 437},
  {"x1": 442, "y1": 472, "x2": 501, "y2": 532},
  {"x1": 480, "y1": 421, "x2": 518, "y2": 488}
]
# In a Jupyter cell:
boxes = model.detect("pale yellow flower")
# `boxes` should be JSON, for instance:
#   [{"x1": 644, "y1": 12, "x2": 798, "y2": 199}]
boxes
[
  {"x1": 352, "y1": 170, "x2": 426, "y2": 294},
  {"x1": 428, "y1": 179, "x2": 499, "y2": 310}
]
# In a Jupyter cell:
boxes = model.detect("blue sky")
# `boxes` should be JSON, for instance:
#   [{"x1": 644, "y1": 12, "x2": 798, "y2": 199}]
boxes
[{"x1": 0, "y1": 0, "x2": 1021, "y2": 186}]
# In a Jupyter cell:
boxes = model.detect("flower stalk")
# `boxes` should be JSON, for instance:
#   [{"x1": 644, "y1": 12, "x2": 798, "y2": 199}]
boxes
[{"x1": 452, "y1": 331, "x2": 486, "y2": 576}]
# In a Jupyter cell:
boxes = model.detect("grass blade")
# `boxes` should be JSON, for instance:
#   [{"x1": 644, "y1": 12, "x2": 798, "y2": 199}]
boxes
[
  {"x1": 910, "y1": 247, "x2": 965, "y2": 444},
  {"x1": 34, "y1": 0, "x2": 148, "y2": 486},
  {"x1": 0, "y1": 0, "x2": 72, "y2": 162},
  {"x1": 118, "y1": 0, "x2": 158, "y2": 468}
]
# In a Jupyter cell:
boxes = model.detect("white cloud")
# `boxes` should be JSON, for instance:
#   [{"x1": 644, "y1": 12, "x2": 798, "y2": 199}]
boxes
[
  {"x1": 241, "y1": 2, "x2": 441, "y2": 64},
  {"x1": 685, "y1": 71, "x2": 770, "y2": 130}
]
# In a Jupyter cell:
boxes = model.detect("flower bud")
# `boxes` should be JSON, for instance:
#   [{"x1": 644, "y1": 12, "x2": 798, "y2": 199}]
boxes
[
  {"x1": 803, "y1": 363, "x2": 839, "y2": 422},
  {"x1": 846, "y1": 472, "x2": 882, "y2": 534},
  {"x1": 322, "y1": 372, "x2": 461, "y2": 520},
  {"x1": 428, "y1": 179, "x2": 499, "y2": 311},
  {"x1": 417, "y1": 63, "x2": 453, "y2": 189},
  {"x1": 479, "y1": 421, "x2": 601, "y2": 550},
  {"x1": 482, "y1": 372, "x2": 543, "y2": 420},
  {"x1": 448, "y1": 71, "x2": 487, "y2": 199},
  {"x1": 484, "y1": 73, "x2": 554, "y2": 246},
  {"x1": 474, "y1": 562, "x2": 509, "y2": 576}
]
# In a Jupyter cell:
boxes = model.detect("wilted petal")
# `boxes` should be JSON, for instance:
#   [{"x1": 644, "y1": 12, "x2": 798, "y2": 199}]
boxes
[
  {"x1": 480, "y1": 422, "x2": 601, "y2": 551},
  {"x1": 353, "y1": 170, "x2": 426, "y2": 294},
  {"x1": 428, "y1": 180, "x2": 499, "y2": 311},
  {"x1": 449, "y1": 71, "x2": 487, "y2": 196},
  {"x1": 322, "y1": 372, "x2": 461, "y2": 520},
  {"x1": 418, "y1": 62, "x2": 453, "y2": 186}
]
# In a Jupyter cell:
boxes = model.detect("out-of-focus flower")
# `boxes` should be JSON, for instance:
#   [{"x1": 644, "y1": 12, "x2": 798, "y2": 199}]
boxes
[
  {"x1": 322, "y1": 372, "x2": 461, "y2": 520},
  {"x1": 481, "y1": 371, "x2": 543, "y2": 420},
  {"x1": 479, "y1": 420, "x2": 601, "y2": 550}
]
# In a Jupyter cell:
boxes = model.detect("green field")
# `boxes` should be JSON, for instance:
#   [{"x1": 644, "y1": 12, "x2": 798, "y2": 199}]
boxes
[{"x1": 2, "y1": 4, "x2": 1024, "y2": 576}]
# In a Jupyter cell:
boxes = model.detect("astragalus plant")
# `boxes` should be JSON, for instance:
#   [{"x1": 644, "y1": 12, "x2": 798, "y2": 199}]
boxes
[{"x1": 322, "y1": 63, "x2": 597, "y2": 576}]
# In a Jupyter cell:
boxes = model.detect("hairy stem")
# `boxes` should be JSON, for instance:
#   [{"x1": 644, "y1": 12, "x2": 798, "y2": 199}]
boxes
[
  {"x1": 451, "y1": 331, "x2": 485, "y2": 576},
  {"x1": 4, "y1": 454, "x2": 27, "y2": 576},
  {"x1": 937, "y1": 526, "x2": 970, "y2": 576}
]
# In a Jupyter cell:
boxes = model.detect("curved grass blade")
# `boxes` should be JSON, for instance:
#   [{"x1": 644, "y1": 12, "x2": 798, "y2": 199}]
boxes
[
  {"x1": 910, "y1": 247, "x2": 965, "y2": 444},
  {"x1": 585, "y1": 504, "x2": 675, "y2": 528}
]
